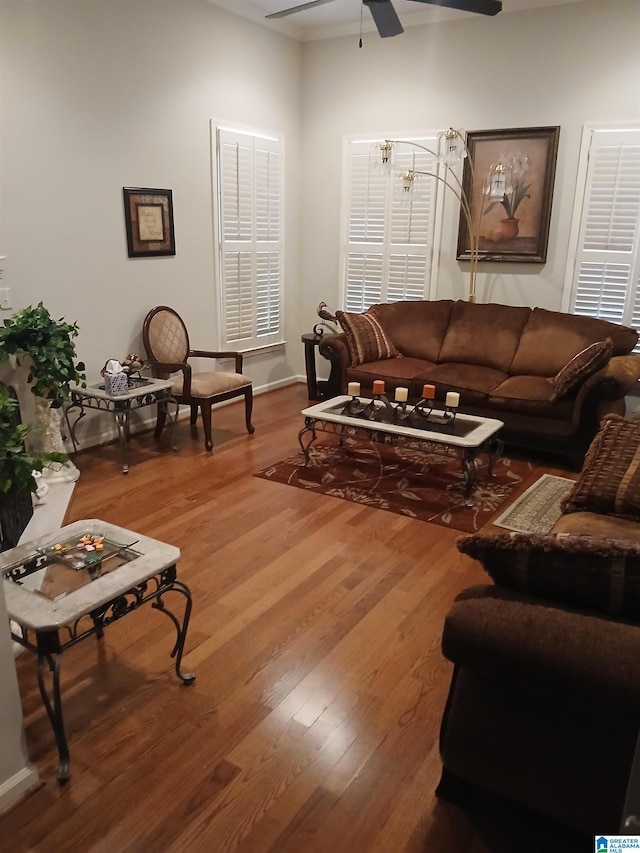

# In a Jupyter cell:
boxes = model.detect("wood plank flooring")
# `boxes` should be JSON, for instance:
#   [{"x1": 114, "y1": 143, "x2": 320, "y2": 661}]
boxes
[{"x1": 0, "y1": 384, "x2": 578, "y2": 852}]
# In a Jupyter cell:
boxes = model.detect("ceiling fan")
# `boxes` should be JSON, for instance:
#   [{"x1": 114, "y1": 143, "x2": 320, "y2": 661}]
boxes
[{"x1": 267, "y1": 0, "x2": 502, "y2": 38}]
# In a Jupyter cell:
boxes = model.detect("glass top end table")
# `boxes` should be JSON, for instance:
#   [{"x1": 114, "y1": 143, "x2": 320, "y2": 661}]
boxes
[
  {"x1": 66, "y1": 377, "x2": 179, "y2": 474},
  {"x1": 2, "y1": 519, "x2": 195, "y2": 783}
]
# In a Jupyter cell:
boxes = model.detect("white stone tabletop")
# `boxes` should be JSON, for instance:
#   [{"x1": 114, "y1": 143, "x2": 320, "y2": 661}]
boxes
[{"x1": 69, "y1": 377, "x2": 173, "y2": 402}]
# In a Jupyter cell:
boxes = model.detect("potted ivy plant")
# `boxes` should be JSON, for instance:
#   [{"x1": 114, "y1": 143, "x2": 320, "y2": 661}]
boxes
[
  {"x1": 0, "y1": 302, "x2": 86, "y2": 482},
  {"x1": 0, "y1": 302, "x2": 86, "y2": 406},
  {"x1": 0, "y1": 384, "x2": 67, "y2": 551}
]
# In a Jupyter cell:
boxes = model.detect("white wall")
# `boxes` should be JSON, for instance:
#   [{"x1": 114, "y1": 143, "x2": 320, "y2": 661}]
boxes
[
  {"x1": 0, "y1": 0, "x2": 304, "y2": 446},
  {"x1": 0, "y1": 18, "x2": 39, "y2": 807},
  {"x1": 301, "y1": 0, "x2": 640, "y2": 325}
]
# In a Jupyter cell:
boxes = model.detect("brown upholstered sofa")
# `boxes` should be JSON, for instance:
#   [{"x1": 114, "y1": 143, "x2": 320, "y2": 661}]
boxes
[
  {"x1": 437, "y1": 414, "x2": 640, "y2": 836},
  {"x1": 318, "y1": 300, "x2": 640, "y2": 468}
]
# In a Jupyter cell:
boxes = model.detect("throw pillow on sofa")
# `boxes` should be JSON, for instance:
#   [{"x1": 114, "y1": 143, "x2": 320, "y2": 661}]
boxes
[
  {"x1": 458, "y1": 529, "x2": 640, "y2": 620},
  {"x1": 549, "y1": 338, "x2": 613, "y2": 401},
  {"x1": 562, "y1": 414, "x2": 640, "y2": 520},
  {"x1": 335, "y1": 310, "x2": 400, "y2": 366}
]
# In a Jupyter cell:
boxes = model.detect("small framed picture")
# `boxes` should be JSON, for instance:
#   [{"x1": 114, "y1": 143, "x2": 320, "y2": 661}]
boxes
[{"x1": 123, "y1": 187, "x2": 175, "y2": 257}]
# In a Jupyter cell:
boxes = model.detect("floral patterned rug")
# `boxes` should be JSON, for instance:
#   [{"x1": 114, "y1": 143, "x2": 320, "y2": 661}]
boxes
[{"x1": 255, "y1": 438, "x2": 535, "y2": 533}]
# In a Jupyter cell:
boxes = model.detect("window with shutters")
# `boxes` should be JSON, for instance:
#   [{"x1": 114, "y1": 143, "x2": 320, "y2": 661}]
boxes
[
  {"x1": 214, "y1": 126, "x2": 284, "y2": 351},
  {"x1": 342, "y1": 137, "x2": 440, "y2": 312},
  {"x1": 564, "y1": 127, "x2": 640, "y2": 345}
]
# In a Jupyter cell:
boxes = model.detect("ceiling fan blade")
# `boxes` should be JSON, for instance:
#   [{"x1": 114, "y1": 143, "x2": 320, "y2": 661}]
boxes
[
  {"x1": 407, "y1": 0, "x2": 502, "y2": 15},
  {"x1": 364, "y1": 0, "x2": 404, "y2": 38},
  {"x1": 266, "y1": 0, "x2": 336, "y2": 20}
]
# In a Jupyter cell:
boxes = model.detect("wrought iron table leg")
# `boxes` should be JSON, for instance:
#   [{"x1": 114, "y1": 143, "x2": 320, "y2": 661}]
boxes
[
  {"x1": 65, "y1": 402, "x2": 86, "y2": 452},
  {"x1": 461, "y1": 451, "x2": 479, "y2": 507},
  {"x1": 37, "y1": 650, "x2": 70, "y2": 784},
  {"x1": 152, "y1": 579, "x2": 196, "y2": 684},
  {"x1": 115, "y1": 411, "x2": 129, "y2": 474},
  {"x1": 487, "y1": 437, "x2": 504, "y2": 477},
  {"x1": 298, "y1": 419, "x2": 318, "y2": 465}
]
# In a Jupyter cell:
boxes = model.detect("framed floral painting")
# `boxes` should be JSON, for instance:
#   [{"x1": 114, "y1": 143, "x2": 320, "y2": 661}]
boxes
[{"x1": 456, "y1": 126, "x2": 560, "y2": 263}]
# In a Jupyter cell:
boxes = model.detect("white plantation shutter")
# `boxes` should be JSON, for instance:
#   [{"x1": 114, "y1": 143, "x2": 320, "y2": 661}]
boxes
[
  {"x1": 216, "y1": 127, "x2": 283, "y2": 350},
  {"x1": 344, "y1": 137, "x2": 438, "y2": 311},
  {"x1": 568, "y1": 128, "x2": 640, "y2": 343}
]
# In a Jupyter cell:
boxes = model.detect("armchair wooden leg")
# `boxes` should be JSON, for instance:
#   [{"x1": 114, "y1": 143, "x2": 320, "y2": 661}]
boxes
[
  {"x1": 201, "y1": 403, "x2": 213, "y2": 452},
  {"x1": 154, "y1": 404, "x2": 167, "y2": 439},
  {"x1": 190, "y1": 404, "x2": 198, "y2": 425},
  {"x1": 244, "y1": 388, "x2": 255, "y2": 435}
]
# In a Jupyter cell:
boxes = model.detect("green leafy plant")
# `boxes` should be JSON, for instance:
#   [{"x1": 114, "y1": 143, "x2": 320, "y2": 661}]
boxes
[
  {"x1": 0, "y1": 302, "x2": 86, "y2": 407},
  {"x1": 0, "y1": 385, "x2": 67, "y2": 495}
]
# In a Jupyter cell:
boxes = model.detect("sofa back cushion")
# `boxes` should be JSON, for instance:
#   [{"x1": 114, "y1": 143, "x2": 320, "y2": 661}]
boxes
[
  {"x1": 510, "y1": 308, "x2": 638, "y2": 377},
  {"x1": 438, "y1": 301, "x2": 531, "y2": 372},
  {"x1": 370, "y1": 300, "x2": 454, "y2": 363}
]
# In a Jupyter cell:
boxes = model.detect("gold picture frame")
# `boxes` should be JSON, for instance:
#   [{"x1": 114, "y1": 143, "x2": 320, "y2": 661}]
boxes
[{"x1": 456, "y1": 126, "x2": 560, "y2": 264}]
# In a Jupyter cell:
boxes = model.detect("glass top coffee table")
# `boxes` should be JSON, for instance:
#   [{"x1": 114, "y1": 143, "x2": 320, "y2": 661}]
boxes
[
  {"x1": 2, "y1": 519, "x2": 195, "y2": 783},
  {"x1": 300, "y1": 395, "x2": 504, "y2": 506}
]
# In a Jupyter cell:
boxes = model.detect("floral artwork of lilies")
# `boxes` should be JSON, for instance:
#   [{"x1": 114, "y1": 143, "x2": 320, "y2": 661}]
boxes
[{"x1": 483, "y1": 150, "x2": 531, "y2": 242}]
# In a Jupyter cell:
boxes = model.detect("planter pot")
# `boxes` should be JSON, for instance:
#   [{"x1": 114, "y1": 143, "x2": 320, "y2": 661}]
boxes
[
  {"x1": 34, "y1": 396, "x2": 80, "y2": 483},
  {"x1": 0, "y1": 487, "x2": 33, "y2": 552},
  {"x1": 499, "y1": 218, "x2": 520, "y2": 240}
]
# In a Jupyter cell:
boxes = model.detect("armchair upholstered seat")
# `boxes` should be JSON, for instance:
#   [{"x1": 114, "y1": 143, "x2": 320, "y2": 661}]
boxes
[{"x1": 143, "y1": 305, "x2": 254, "y2": 451}]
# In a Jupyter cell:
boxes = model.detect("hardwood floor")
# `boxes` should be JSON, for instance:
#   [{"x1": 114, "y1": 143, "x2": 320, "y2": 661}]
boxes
[{"x1": 0, "y1": 385, "x2": 576, "y2": 852}]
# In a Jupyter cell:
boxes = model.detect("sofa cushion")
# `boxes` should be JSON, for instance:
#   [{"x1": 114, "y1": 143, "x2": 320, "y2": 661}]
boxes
[
  {"x1": 562, "y1": 414, "x2": 640, "y2": 520},
  {"x1": 489, "y1": 375, "x2": 574, "y2": 420},
  {"x1": 510, "y1": 308, "x2": 637, "y2": 377},
  {"x1": 438, "y1": 301, "x2": 531, "y2": 372},
  {"x1": 550, "y1": 338, "x2": 614, "y2": 401},
  {"x1": 552, "y1": 510, "x2": 640, "y2": 545},
  {"x1": 424, "y1": 362, "x2": 508, "y2": 395},
  {"x1": 370, "y1": 300, "x2": 454, "y2": 363},
  {"x1": 346, "y1": 357, "x2": 435, "y2": 392},
  {"x1": 336, "y1": 310, "x2": 400, "y2": 366},
  {"x1": 458, "y1": 530, "x2": 640, "y2": 620}
]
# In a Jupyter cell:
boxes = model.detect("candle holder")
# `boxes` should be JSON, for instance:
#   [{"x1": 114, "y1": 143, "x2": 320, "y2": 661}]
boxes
[
  {"x1": 414, "y1": 397, "x2": 457, "y2": 427},
  {"x1": 374, "y1": 392, "x2": 396, "y2": 422},
  {"x1": 342, "y1": 395, "x2": 377, "y2": 419},
  {"x1": 393, "y1": 400, "x2": 412, "y2": 422}
]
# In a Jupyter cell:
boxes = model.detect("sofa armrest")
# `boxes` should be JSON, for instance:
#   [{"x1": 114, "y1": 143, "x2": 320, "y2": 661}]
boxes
[
  {"x1": 570, "y1": 354, "x2": 640, "y2": 426},
  {"x1": 318, "y1": 332, "x2": 350, "y2": 396},
  {"x1": 442, "y1": 584, "x2": 640, "y2": 706}
]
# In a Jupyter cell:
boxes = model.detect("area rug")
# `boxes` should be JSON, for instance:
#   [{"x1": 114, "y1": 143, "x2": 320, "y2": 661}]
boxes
[
  {"x1": 492, "y1": 472, "x2": 576, "y2": 534},
  {"x1": 254, "y1": 439, "x2": 535, "y2": 533}
]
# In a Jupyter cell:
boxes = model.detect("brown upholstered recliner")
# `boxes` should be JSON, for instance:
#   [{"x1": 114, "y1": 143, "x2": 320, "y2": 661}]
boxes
[{"x1": 142, "y1": 305, "x2": 254, "y2": 451}]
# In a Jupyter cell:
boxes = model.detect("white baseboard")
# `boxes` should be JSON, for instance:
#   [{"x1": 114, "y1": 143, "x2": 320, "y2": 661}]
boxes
[{"x1": 0, "y1": 765, "x2": 40, "y2": 816}]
